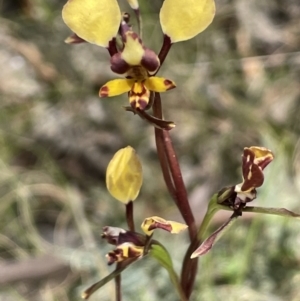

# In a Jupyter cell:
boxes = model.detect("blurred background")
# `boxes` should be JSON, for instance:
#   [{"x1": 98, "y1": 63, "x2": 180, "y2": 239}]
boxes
[{"x1": 0, "y1": 0, "x2": 300, "y2": 300}]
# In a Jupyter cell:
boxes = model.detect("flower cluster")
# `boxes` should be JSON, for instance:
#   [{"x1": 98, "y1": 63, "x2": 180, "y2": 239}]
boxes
[
  {"x1": 103, "y1": 146, "x2": 187, "y2": 265},
  {"x1": 103, "y1": 215, "x2": 187, "y2": 265},
  {"x1": 62, "y1": 0, "x2": 215, "y2": 116}
]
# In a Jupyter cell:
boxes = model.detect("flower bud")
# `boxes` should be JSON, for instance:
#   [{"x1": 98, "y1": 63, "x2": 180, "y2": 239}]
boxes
[{"x1": 106, "y1": 146, "x2": 143, "y2": 204}]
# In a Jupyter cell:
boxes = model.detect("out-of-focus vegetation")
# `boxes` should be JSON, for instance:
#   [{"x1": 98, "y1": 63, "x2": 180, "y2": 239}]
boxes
[{"x1": 0, "y1": 0, "x2": 300, "y2": 300}]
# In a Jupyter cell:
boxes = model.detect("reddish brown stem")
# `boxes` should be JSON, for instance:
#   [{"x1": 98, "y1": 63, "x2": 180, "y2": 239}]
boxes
[
  {"x1": 153, "y1": 93, "x2": 196, "y2": 239},
  {"x1": 152, "y1": 95, "x2": 177, "y2": 202},
  {"x1": 181, "y1": 238, "x2": 200, "y2": 298},
  {"x1": 162, "y1": 130, "x2": 197, "y2": 239},
  {"x1": 156, "y1": 35, "x2": 172, "y2": 74},
  {"x1": 126, "y1": 201, "x2": 135, "y2": 232},
  {"x1": 152, "y1": 93, "x2": 198, "y2": 299}
]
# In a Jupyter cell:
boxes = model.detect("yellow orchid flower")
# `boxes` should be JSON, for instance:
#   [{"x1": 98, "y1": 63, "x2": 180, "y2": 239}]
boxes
[
  {"x1": 141, "y1": 216, "x2": 188, "y2": 236},
  {"x1": 100, "y1": 30, "x2": 176, "y2": 110},
  {"x1": 106, "y1": 242, "x2": 144, "y2": 265}
]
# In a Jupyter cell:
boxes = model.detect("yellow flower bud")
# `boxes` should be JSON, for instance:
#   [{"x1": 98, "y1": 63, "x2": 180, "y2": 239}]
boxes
[
  {"x1": 106, "y1": 146, "x2": 143, "y2": 204},
  {"x1": 160, "y1": 0, "x2": 215, "y2": 43}
]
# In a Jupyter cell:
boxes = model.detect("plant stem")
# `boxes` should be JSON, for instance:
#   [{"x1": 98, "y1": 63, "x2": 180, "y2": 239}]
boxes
[
  {"x1": 152, "y1": 92, "x2": 198, "y2": 299},
  {"x1": 152, "y1": 95, "x2": 177, "y2": 202},
  {"x1": 156, "y1": 35, "x2": 172, "y2": 74},
  {"x1": 153, "y1": 93, "x2": 196, "y2": 239},
  {"x1": 115, "y1": 271, "x2": 122, "y2": 301},
  {"x1": 126, "y1": 201, "x2": 135, "y2": 232},
  {"x1": 181, "y1": 196, "x2": 220, "y2": 298}
]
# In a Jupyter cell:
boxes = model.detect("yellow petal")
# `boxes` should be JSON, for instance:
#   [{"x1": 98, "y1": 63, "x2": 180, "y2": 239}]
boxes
[
  {"x1": 62, "y1": 0, "x2": 122, "y2": 47},
  {"x1": 106, "y1": 146, "x2": 143, "y2": 204},
  {"x1": 141, "y1": 216, "x2": 188, "y2": 236},
  {"x1": 144, "y1": 77, "x2": 176, "y2": 92},
  {"x1": 99, "y1": 79, "x2": 134, "y2": 97},
  {"x1": 248, "y1": 146, "x2": 274, "y2": 167},
  {"x1": 121, "y1": 31, "x2": 145, "y2": 66},
  {"x1": 160, "y1": 0, "x2": 215, "y2": 43}
]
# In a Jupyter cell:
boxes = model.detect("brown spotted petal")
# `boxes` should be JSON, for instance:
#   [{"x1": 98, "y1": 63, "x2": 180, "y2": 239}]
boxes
[
  {"x1": 106, "y1": 242, "x2": 144, "y2": 265},
  {"x1": 141, "y1": 216, "x2": 188, "y2": 236},
  {"x1": 240, "y1": 146, "x2": 274, "y2": 192},
  {"x1": 129, "y1": 81, "x2": 150, "y2": 110},
  {"x1": 144, "y1": 77, "x2": 176, "y2": 92}
]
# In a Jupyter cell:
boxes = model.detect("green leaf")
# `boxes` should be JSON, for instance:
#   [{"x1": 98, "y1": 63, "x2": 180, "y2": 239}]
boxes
[
  {"x1": 243, "y1": 206, "x2": 300, "y2": 219},
  {"x1": 191, "y1": 214, "x2": 238, "y2": 258},
  {"x1": 150, "y1": 243, "x2": 188, "y2": 301}
]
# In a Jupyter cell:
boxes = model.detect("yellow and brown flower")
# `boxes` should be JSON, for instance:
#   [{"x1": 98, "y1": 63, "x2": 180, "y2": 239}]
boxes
[
  {"x1": 218, "y1": 146, "x2": 274, "y2": 209},
  {"x1": 141, "y1": 216, "x2": 188, "y2": 236},
  {"x1": 99, "y1": 29, "x2": 176, "y2": 110}
]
